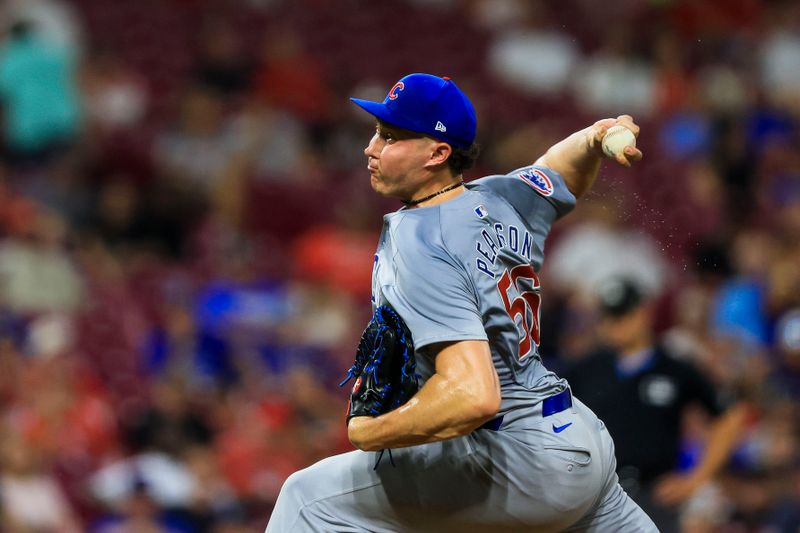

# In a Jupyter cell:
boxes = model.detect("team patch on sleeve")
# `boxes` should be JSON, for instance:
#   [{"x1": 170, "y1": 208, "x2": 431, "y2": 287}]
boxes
[{"x1": 517, "y1": 168, "x2": 554, "y2": 197}]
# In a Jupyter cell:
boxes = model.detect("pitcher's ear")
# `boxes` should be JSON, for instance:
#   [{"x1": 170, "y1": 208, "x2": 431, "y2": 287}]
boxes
[{"x1": 425, "y1": 141, "x2": 453, "y2": 169}]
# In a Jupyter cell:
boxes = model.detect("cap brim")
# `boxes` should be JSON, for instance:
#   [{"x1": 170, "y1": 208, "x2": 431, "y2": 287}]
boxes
[{"x1": 350, "y1": 97, "x2": 420, "y2": 134}]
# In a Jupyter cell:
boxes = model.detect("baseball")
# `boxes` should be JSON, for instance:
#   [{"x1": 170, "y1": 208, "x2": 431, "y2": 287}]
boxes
[{"x1": 601, "y1": 125, "x2": 636, "y2": 158}]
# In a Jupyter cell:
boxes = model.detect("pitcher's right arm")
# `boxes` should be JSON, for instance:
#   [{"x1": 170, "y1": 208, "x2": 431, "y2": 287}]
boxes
[{"x1": 535, "y1": 115, "x2": 642, "y2": 199}]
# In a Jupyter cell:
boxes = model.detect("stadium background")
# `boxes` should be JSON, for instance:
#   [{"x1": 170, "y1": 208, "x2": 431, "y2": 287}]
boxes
[{"x1": 0, "y1": 0, "x2": 798, "y2": 531}]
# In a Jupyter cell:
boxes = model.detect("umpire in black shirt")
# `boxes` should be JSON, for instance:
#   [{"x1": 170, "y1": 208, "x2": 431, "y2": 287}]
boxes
[{"x1": 563, "y1": 279, "x2": 746, "y2": 533}]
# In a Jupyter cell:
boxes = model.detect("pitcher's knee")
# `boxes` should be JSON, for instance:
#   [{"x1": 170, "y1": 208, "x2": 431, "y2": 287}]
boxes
[
  {"x1": 268, "y1": 469, "x2": 312, "y2": 531},
  {"x1": 278, "y1": 468, "x2": 313, "y2": 508}
]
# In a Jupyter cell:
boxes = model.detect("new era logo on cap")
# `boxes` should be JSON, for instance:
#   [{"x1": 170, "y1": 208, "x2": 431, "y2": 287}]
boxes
[{"x1": 350, "y1": 73, "x2": 477, "y2": 149}]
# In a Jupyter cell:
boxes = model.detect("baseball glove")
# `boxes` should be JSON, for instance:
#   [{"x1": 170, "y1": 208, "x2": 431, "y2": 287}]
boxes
[{"x1": 341, "y1": 305, "x2": 418, "y2": 422}]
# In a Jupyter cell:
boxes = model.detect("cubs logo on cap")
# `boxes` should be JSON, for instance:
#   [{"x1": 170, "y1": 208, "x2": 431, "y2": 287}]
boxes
[
  {"x1": 388, "y1": 82, "x2": 404, "y2": 100},
  {"x1": 350, "y1": 73, "x2": 477, "y2": 149},
  {"x1": 518, "y1": 168, "x2": 554, "y2": 197}
]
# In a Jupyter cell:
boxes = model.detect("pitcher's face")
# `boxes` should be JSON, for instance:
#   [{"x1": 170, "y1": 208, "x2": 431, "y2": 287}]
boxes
[{"x1": 364, "y1": 123, "x2": 440, "y2": 201}]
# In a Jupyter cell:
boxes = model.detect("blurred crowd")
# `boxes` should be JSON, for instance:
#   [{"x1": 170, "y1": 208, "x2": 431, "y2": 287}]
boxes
[{"x1": 0, "y1": 0, "x2": 797, "y2": 531}]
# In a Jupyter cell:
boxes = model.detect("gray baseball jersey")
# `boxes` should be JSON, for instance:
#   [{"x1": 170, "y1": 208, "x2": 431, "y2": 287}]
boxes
[
  {"x1": 372, "y1": 165, "x2": 574, "y2": 413},
  {"x1": 266, "y1": 165, "x2": 656, "y2": 532}
]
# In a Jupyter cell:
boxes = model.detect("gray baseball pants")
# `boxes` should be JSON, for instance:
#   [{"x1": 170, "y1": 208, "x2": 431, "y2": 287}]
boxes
[{"x1": 265, "y1": 397, "x2": 657, "y2": 532}]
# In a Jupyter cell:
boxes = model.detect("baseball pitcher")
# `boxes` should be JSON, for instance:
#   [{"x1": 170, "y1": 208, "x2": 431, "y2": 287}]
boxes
[{"x1": 266, "y1": 73, "x2": 657, "y2": 532}]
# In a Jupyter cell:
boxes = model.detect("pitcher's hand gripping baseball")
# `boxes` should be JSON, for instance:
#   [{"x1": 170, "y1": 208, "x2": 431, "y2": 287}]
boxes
[{"x1": 592, "y1": 115, "x2": 643, "y2": 167}]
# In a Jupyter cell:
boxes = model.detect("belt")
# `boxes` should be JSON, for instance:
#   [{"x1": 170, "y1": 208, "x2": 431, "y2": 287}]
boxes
[
  {"x1": 542, "y1": 388, "x2": 573, "y2": 416},
  {"x1": 479, "y1": 388, "x2": 573, "y2": 431}
]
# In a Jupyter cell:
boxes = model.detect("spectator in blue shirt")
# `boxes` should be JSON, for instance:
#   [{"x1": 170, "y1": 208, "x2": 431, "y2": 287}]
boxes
[{"x1": 0, "y1": 20, "x2": 81, "y2": 163}]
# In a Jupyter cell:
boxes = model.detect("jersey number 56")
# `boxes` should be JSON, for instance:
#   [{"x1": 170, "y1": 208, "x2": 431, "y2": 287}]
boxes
[{"x1": 496, "y1": 264, "x2": 541, "y2": 358}]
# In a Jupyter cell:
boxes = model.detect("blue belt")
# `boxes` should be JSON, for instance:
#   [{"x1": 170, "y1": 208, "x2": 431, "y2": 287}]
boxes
[
  {"x1": 543, "y1": 388, "x2": 573, "y2": 416},
  {"x1": 479, "y1": 388, "x2": 573, "y2": 431}
]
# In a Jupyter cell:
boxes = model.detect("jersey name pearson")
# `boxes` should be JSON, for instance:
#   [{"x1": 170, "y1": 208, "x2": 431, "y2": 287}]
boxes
[{"x1": 475, "y1": 223, "x2": 534, "y2": 279}]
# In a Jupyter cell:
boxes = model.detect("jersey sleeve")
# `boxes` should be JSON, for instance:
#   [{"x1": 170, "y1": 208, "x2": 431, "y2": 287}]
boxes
[
  {"x1": 384, "y1": 249, "x2": 487, "y2": 350},
  {"x1": 475, "y1": 165, "x2": 577, "y2": 222}
]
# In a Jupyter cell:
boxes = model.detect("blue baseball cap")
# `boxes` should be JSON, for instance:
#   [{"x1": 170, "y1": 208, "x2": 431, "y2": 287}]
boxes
[{"x1": 350, "y1": 73, "x2": 477, "y2": 149}]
